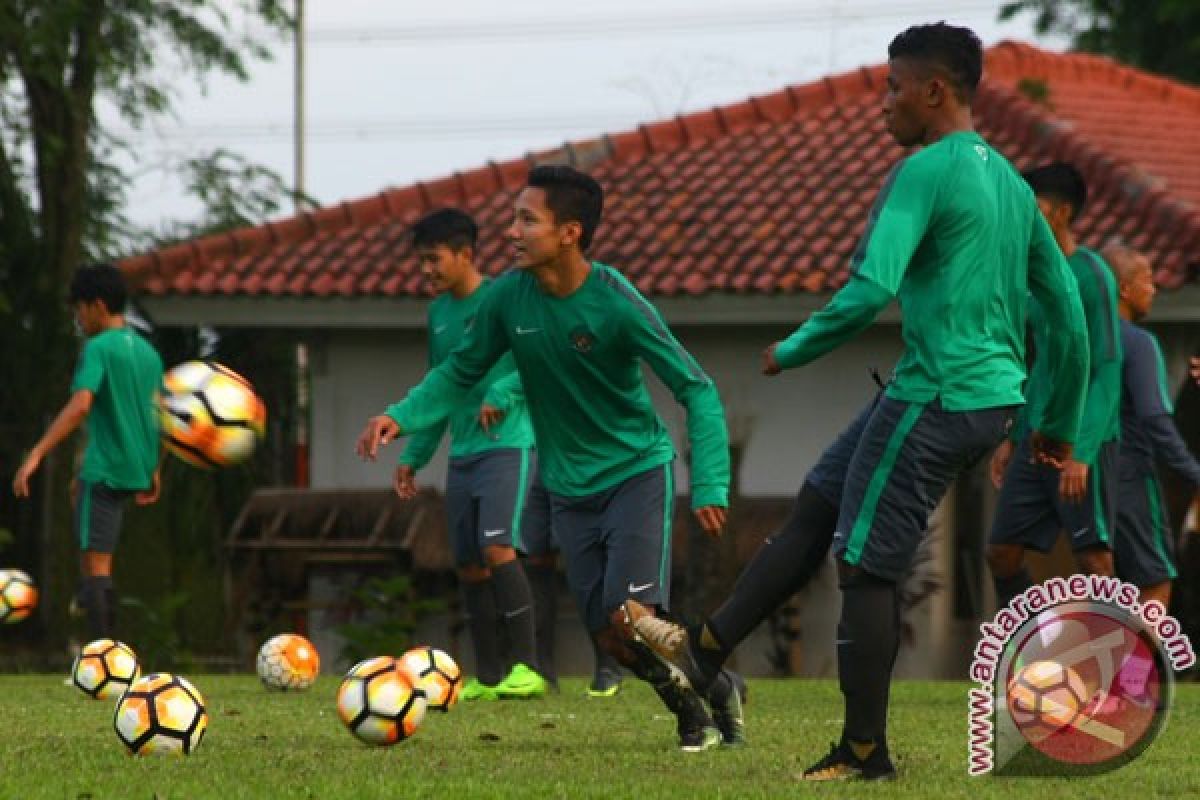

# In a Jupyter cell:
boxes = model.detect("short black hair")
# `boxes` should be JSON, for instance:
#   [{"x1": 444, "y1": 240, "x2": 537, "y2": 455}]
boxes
[
  {"x1": 412, "y1": 208, "x2": 478, "y2": 252},
  {"x1": 888, "y1": 22, "x2": 983, "y2": 101},
  {"x1": 68, "y1": 263, "x2": 127, "y2": 312},
  {"x1": 1023, "y1": 163, "x2": 1088, "y2": 220},
  {"x1": 526, "y1": 165, "x2": 604, "y2": 251}
]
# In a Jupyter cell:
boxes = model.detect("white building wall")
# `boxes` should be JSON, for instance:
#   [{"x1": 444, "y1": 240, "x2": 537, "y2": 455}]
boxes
[{"x1": 309, "y1": 324, "x2": 906, "y2": 497}]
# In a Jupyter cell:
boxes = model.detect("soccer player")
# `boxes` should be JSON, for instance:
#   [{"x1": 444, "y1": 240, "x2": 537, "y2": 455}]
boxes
[
  {"x1": 1104, "y1": 243, "x2": 1199, "y2": 608},
  {"x1": 395, "y1": 208, "x2": 545, "y2": 700},
  {"x1": 624, "y1": 23, "x2": 1089, "y2": 780},
  {"x1": 985, "y1": 164, "x2": 1122, "y2": 607},
  {"x1": 12, "y1": 264, "x2": 163, "y2": 639},
  {"x1": 357, "y1": 165, "x2": 734, "y2": 751}
]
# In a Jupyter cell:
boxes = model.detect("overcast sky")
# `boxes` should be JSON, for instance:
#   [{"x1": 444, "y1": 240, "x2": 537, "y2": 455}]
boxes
[{"x1": 120, "y1": 0, "x2": 1065, "y2": 227}]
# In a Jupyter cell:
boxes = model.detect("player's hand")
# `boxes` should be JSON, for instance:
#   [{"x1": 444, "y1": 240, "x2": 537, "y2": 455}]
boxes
[
  {"x1": 356, "y1": 415, "x2": 401, "y2": 461},
  {"x1": 12, "y1": 452, "x2": 41, "y2": 498},
  {"x1": 694, "y1": 505, "x2": 727, "y2": 538},
  {"x1": 1029, "y1": 431, "x2": 1072, "y2": 470},
  {"x1": 989, "y1": 440, "x2": 1013, "y2": 490},
  {"x1": 761, "y1": 343, "x2": 782, "y2": 376},
  {"x1": 135, "y1": 471, "x2": 161, "y2": 506},
  {"x1": 1058, "y1": 459, "x2": 1089, "y2": 504},
  {"x1": 1191, "y1": 356, "x2": 1200, "y2": 385},
  {"x1": 478, "y1": 403, "x2": 505, "y2": 433},
  {"x1": 393, "y1": 465, "x2": 418, "y2": 500}
]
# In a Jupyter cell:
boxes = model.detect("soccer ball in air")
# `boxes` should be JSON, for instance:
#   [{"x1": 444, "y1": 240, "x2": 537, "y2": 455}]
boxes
[
  {"x1": 114, "y1": 673, "x2": 208, "y2": 756},
  {"x1": 336, "y1": 656, "x2": 427, "y2": 746},
  {"x1": 72, "y1": 639, "x2": 140, "y2": 700},
  {"x1": 159, "y1": 360, "x2": 266, "y2": 469},
  {"x1": 399, "y1": 646, "x2": 462, "y2": 712},
  {"x1": 1007, "y1": 659, "x2": 1088, "y2": 742},
  {"x1": 257, "y1": 633, "x2": 320, "y2": 691},
  {"x1": 0, "y1": 568, "x2": 37, "y2": 624}
]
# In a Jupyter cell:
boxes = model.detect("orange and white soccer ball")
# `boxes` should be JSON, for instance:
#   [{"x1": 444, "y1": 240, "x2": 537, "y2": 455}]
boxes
[
  {"x1": 257, "y1": 633, "x2": 320, "y2": 691},
  {"x1": 0, "y1": 568, "x2": 37, "y2": 624},
  {"x1": 336, "y1": 656, "x2": 427, "y2": 746},
  {"x1": 114, "y1": 673, "x2": 208, "y2": 756},
  {"x1": 399, "y1": 646, "x2": 462, "y2": 712},
  {"x1": 1007, "y1": 659, "x2": 1088, "y2": 742},
  {"x1": 160, "y1": 360, "x2": 266, "y2": 469},
  {"x1": 72, "y1": 639, "x2": 140, "y2": 700}
]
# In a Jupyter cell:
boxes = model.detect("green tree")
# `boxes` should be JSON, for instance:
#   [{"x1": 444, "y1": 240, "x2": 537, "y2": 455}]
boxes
[
  {"x1": 0, "y1": 1, "x2": 293, "y2": 649},
  {"x1": 1000, "y1": 0, "x2": 1200, "y2": 84}
]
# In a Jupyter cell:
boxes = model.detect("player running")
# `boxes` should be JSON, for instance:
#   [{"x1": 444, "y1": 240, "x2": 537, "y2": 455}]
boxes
[
  {"x1": 624, "y1": 23, "x2": 1089, "y2": 780},
  {"x1": 13, "y1": 264, "x2": 163, "y2": 640},
  {"x1": 395, "y1": 209, "x2": 546, "y2": 700},
  {"x1": 986, "y1": 163, "x2": 1123, "y2": 607},
  {"x1": 357, "y1": 165, "x2": 735, "y2": 751},
  {"x1": 1103, "y1": 243, "x2": 1199, "y2": 608}
]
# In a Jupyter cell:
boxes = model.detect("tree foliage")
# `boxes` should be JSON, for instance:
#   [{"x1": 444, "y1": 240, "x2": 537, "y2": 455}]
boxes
[
  {"x1": 0, "y1": 1, "x2": 294, "y2": 650},
  {"x1": 1000, "y1": 0, "x2": 1200, "y2": 84}
]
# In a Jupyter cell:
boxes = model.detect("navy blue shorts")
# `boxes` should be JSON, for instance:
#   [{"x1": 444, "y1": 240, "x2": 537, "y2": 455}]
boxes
[
  {"x1": 989, "y1": 438, "x2": 1118, "y2": 553},
  {"x1": 550, "y1": 464, "x2": 673, "y2": 633},
  {"x1": 1114, "y1": 470, "x2": 1177, "y2": 586},
  {"x1": 444, "y1": 448, "x2": 534, "y2": 567},
  {"x1": 75, "y1": 481, "x2": 133, "y2": 554},
  {"x1": 517, "y1": 468, "x2": 557, "y2": 558},
  {"x1": 832, "y1": 396, "x2": 1015, "y2": 581}
]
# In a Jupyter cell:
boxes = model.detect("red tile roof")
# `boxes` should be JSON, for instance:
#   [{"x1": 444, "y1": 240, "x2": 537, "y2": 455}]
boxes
[{"x1": 124, "y1": 41, "x2": 1200, "y2": 298}]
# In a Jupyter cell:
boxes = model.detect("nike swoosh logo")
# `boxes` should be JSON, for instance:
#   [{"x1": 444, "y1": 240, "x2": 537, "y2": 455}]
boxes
[
  {"x1": 515, "y1": 326, "x2": 541, "y2": 335},
  {"x1": 503, "y1": 605, "x2": 530, "y2": 619},
  {"x1": 836, "y1": 639, "x2": 854, "y2": 646},
  {"x1": 1071, "y1": 527, "x2": 1090, "y2": 538},
  {"x1": 627, "y1": 582, "x2": 654, "y2": 594},
  {"x1": 433, "y1": 325, "x2": 448, "y2": 334},
  {"x1": 484, "y1": 529, "x2": 506, "y2": 538}
]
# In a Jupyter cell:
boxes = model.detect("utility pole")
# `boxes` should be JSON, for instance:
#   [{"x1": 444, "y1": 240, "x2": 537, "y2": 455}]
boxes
[{"x1": 293, "y1": 0, "x2": 310, "y2": 488}]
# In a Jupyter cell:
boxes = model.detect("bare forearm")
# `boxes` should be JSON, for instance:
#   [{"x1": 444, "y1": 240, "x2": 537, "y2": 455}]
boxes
[{"x1": 30, "y1": 396, "x2": 90, "y2": 459}]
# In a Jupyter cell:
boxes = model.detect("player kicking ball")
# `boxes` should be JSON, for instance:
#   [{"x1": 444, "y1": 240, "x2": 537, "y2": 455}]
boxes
[
  {"x1": 625, "y1": 23, "x2": 1089, "y2": 780},
  {"x1": 358, "y1": 165, "x2": 738, "y2": 751}
]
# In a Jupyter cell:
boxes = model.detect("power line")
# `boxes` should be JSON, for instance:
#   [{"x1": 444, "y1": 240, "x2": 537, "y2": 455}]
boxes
[
  {"x1": 303, "y1": 2, "x2": 1003, "y2": 45},
  {"x1": 114, "y1": 112, "x2": 631, "y2": 142}
]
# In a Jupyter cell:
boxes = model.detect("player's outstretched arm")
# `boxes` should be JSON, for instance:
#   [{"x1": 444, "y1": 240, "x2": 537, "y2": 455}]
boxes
[
  {"x1": 479, "y1": 354, "x2": 524, "y2": 432},
  {"x1": 12, "y1": 389, "x2": 93, "y2": 498},
  {"x1": 1026, "y1": 213, "x2": 1089, "y2": 467}
]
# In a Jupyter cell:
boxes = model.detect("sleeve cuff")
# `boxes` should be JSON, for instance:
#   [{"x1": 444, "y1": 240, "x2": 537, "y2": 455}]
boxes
[{"x1": 691, "y1": 484, "x2": 729, "y2": 510}]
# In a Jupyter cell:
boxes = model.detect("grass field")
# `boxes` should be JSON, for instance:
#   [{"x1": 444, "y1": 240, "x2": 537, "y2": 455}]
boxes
[{"x1": 1, "y1": 676, "x2": 1197, "y2": 799}]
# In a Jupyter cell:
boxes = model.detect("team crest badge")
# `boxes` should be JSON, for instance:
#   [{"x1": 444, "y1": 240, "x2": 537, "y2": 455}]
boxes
[{"x1": 569, "y1": 327, "x2": 596, "y2": 353}]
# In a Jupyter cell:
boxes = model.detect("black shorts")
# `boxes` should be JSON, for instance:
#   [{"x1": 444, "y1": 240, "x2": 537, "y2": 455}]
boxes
[
  {"x1": 550, "y1": 464, "x2": 673, "y2": 632},
  {"x1": 989, "y1": 439, "x2": 1118, "y2": 553},
  {"x1": 1114, "y1": 471, "x2": 1177, "y2": 586},
  {"x1": 832, "y1": 396, "x2": 1015, "y2": 581},
  {"x1": 75, "y1": 481, "x2": 133, "y2": 554},
  {"x1": 444, "y1": 448, "x2": 534, "y2": 567}
]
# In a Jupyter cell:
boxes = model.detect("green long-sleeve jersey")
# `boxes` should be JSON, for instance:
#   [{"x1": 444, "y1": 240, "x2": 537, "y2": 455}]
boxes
[
  {"x1": 398, "y1": 278, "x2": 535, "y2": 471},
  {"x1": 773, "y1": 130, "x2": 1089, "y2": 443},
  {"x1": 1016, "y1": 247, "x2": 1122, "y2": 464},
  {"x1": 386, "y1": 262, "x2": 730, "y2": 508}
]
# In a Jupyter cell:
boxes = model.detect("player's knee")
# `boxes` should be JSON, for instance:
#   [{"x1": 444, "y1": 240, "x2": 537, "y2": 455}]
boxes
[
  {"x1": 1076, "y1": 547, "x2": 1113, "y2": 577},
  {"x1": 986, "y1": 544, "x2": 1023, "y2": 578},
  {"x1": 481, "y1": 544, "x2": 517, "y2": 567}
]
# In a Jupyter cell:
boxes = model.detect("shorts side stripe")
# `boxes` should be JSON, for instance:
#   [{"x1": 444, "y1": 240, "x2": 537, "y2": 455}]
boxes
[
  {"x1": 659, "y1": 464, "x2": 674, "y2": 590},
  {"x1": 78, "y1": 482, "x2": 92, "y2": 551},
  {"x1": 509, "y1": 449, "x2": 532, "y2": 550},
  {"x1": 1091, "y1": 460, "x2": 1110, "y2": 544},
  {"x1": 844, "y1": 402, "x2": 924, "y2": 565},
  {"x1": 1146, "y1": 476, "x2": 1178, "y2": 579}
]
